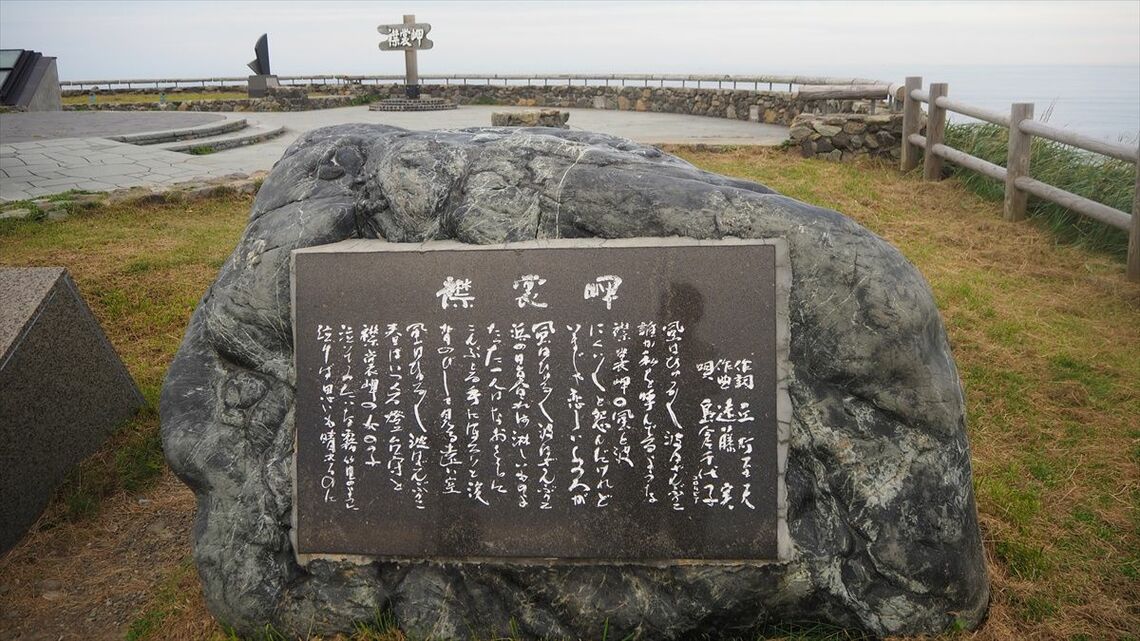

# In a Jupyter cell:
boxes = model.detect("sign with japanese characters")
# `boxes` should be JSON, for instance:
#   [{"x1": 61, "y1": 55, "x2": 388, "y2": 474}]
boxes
[
  {"x1": 291, "y1": 238, "x2": 790, "y2": 562},
  {"x1": 377, "y1": 22, "x2": 434, "y2": 50}
]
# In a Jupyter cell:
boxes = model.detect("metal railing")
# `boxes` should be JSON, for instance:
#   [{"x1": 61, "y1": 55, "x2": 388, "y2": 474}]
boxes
[{"x1": 900, "y1": 76, "x2": 1139, "y2": 281}]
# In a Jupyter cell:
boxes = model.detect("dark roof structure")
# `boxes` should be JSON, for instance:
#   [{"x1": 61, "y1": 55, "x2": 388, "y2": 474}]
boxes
[{"x1": 1, "y1": 49, "x2": 61, "y2": 111}]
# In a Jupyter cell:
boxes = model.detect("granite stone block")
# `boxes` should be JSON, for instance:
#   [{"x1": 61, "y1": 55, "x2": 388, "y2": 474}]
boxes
[{"x1": 0, "y1": 267, "x2": 144, "y2": 552}]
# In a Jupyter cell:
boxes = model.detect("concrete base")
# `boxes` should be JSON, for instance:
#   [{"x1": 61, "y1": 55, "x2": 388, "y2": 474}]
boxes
[
  {"x1": 0, "y1": 267, "x2": 145, "y2": 553},
  {"x1": 247, "y1": 75, "x2": 280, "y2": 99}
]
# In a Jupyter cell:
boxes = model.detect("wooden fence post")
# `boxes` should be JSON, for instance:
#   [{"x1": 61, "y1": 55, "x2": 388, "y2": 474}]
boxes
[
  {"x1": 923, "y1": 83, "x2": 948, "y2": 180},
  {"x1": 1004, "y1": 103, "x2": 1035, "y2": 221},
  {"x1": 1129, "y1": 146, "x2": 1140, "y2": 281},
  {"x1": 900, "y1": 76, "x2": 922, "y2": 171}
]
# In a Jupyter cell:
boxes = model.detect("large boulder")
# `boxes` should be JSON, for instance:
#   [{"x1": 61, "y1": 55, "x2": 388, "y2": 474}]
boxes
[{"x1": 161, "y1": 124, "x2": 988, "y2": 638}]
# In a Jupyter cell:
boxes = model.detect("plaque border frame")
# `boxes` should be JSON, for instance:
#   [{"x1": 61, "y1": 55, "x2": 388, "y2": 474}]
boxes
[{"x1": 290, "y1": 237, "x2": 792, "y2": 566}]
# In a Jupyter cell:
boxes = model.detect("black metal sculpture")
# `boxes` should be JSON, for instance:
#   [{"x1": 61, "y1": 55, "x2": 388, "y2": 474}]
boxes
[{"x1": 248, "y1": 34, "x2": 271, "y2": 76}]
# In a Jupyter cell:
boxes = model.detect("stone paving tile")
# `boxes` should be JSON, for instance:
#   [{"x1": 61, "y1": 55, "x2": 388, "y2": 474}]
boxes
[
  {"x1": 0, "y1": 185, "x2": 31, "y2": 200},
  {"x1": 29, "y1": 176, "x2": 88, "y2": 188},
  {"x1": 26, "y1": 167, "x2": 67, "y2": 178}
]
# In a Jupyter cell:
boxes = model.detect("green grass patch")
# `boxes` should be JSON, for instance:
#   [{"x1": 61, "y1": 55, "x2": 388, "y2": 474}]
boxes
[
  {"x1": 63, "y1": 91, "x2": 250, "y2": 105},
  {"x1": 3, "y1": 147, "x2": 1137, "y2": 639},
  {"x1": 126, "y1": 557, "x2": 198, "y2": 641},
  {"x1": 943, "y1": 121, "x2": 1135, "y2": 258},
  {"x1": 995, "y1": 537, "x2": 1052, "y2": 580},
  {"x1": 673, "y1": 146, "x2": 1140, "y2": 638},
  {"x1": 0, "y1": 192, "x2": 250, "y2": 524}
]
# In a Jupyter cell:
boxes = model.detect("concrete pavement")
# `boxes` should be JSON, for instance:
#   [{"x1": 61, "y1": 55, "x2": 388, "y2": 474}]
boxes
[{"x1": 1, "y1": 105, "x2": 787, "y2": 202}]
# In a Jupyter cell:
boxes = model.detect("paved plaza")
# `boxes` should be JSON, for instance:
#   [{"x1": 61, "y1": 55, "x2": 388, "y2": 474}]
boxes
[{"x1": 0, "y1": 106, "x2": 788, "y2": 202}]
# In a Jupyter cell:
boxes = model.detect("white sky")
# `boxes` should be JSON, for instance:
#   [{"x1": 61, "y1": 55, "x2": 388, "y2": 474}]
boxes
[{"x1": 0, "y1": 1, "x2": 1137, "y2": 80}]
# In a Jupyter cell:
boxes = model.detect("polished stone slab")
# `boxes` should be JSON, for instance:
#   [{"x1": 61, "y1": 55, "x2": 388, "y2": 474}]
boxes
[
  {"x1": 291, "y1": 238, "x2": 790, "y2": 562},
  {"x1": 0, "y1": 267, "x2": 145, "y2": 552}
]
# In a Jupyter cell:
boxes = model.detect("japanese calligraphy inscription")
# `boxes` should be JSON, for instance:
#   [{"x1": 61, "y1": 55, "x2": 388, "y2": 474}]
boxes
[{"x1": 292, "y1": 238, "x2": 790, "y2": 562}]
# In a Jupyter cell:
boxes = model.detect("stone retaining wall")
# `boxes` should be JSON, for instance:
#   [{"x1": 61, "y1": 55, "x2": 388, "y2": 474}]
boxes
[
  {"x1": 64, "y1": 83, "x2": 887, "y2": 126},
  {"x1": 360, "y1": 84, "x2": 882, "y2": 126},
  {"x1": 788, "y1": 113, "x2": 913, "y2": 161}
]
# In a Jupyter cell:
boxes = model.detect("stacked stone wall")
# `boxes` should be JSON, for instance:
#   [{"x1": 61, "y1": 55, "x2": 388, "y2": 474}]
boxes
[
  {"x1": 64, "y1": 83, "x2": 887, "y2": 126},
  {"x1": 788, "y1": 113, "x2": 913, "y2": 161},
  {"x1": 64, "y1": 94, "x2": 357, "y2": 113}
]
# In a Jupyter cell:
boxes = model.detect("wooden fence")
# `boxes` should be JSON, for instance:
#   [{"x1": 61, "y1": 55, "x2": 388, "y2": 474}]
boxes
[{"x1": 900, "y1": 76, "x2": 1140, "y2": 281}]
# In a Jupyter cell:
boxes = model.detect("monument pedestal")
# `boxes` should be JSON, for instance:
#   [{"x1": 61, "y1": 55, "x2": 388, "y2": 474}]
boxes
[
  {"x1": 247, "y1": 74, "x2": 280, "y2": 99},
  {"x1": 368, "y1": 96, "x2": 457, "y2": 112}
]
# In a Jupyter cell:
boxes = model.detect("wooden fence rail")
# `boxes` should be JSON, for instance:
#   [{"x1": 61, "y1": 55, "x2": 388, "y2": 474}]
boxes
[{"x1": 900, "y1": 76, "x2": 1140, "y2": 281}]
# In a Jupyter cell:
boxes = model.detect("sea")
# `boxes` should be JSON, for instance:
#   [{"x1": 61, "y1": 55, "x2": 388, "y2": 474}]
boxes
[{"x1": 788, "y1": 64, "x2": 1139, "y2": 144}]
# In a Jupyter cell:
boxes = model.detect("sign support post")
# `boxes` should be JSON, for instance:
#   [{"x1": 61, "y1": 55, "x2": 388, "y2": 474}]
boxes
[{"x1": 377, "y1": 14, "x2": 434, "y2": 100}]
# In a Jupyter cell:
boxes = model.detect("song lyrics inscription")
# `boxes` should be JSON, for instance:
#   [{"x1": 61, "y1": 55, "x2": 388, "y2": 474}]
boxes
[{"x1": 293, "y1": 239, "x2": 786, "y2": 561}]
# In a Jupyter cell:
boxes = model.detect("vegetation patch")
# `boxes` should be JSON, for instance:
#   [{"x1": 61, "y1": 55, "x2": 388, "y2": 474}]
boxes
[
  {"x1": 943, "y1": 121, "x2": 1135, "y2": 258},
  {"x1": 1, "y1": 148, "x2": 1136, "y2": 640}
]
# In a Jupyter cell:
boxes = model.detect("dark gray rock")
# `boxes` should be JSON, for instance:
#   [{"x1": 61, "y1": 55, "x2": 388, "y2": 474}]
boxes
[
  {"x1": 161, "y1": 124, "x2": 989, "y2": 638},
  {"x1": 1, "y1": 267, "x2": 144, "y2": 553}
]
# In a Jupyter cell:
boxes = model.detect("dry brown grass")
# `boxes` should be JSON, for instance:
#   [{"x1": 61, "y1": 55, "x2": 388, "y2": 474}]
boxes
[{"x1": 1, "y1": 148, "x2": 1137, "y2": 640}]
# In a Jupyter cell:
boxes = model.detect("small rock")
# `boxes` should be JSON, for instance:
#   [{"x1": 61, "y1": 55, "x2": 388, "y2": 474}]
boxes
[
  {"x1": 38, "y1": 579, "x2": 63, "y2": 591},
  {"x1": 137, "y1": 497, "x2": 151, "y2": 506},
  {"x1": 47, "y1": 211, "x2": 70, "y2": 222},
  {"x1": 42, "y1": 591, "x2": 66, "y2": 601},
  {"x1": 812, "y1": 123, "x2": 842, "y2": 137},
  {"x1": 788, "y1": 126, "x2": 812, "y2": 141},
  {"x1": 0, "y1": 207, "x2": 32, "y2": 220}
]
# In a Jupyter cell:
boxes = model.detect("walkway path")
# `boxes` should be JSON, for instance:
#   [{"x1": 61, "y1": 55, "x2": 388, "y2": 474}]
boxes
[
  {"x1": 1, "y1": 105, "x2": 787, "y2": 202},
  {"x1": 0, "y1": 111, "x2": 225, "y2": 143}
]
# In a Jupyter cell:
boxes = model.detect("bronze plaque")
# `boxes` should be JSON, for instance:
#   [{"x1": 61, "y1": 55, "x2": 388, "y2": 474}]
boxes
[{"x1": 292, "y1": 238, "x2": 789, "y2": 562}]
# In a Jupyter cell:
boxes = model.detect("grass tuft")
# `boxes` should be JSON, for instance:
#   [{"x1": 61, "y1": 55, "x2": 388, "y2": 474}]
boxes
[{"x1": 943, "y1": 121, "x2": 1135, "y2": 257}]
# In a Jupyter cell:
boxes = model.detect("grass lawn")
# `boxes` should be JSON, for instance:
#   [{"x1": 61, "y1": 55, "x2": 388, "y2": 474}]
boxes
[
  {"x1": 61, "y1": 90, "x2": 339, "y2": 105},
  {"x1": 0, "y1": 148, "x2": 1136, "y2": 640}
]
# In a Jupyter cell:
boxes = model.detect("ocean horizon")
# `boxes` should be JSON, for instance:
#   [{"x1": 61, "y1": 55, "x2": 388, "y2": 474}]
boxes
[{"x1": 773, "y1": 63, "x2": 1139, "y2": 144}]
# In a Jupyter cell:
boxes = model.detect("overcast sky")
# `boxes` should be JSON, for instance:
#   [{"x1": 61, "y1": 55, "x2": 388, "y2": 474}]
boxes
[{"x1": 1, "y1": 1, "x2": 1138, "y2": 80}]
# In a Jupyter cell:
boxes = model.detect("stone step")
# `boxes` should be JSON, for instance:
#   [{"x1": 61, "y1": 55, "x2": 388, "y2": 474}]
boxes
[
  {"x1": 107, "y1": 118, "x2": 249, "y2": 145},
  {"x1": 156, "y1": 124, "x2": 287, "y2": 154}
]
